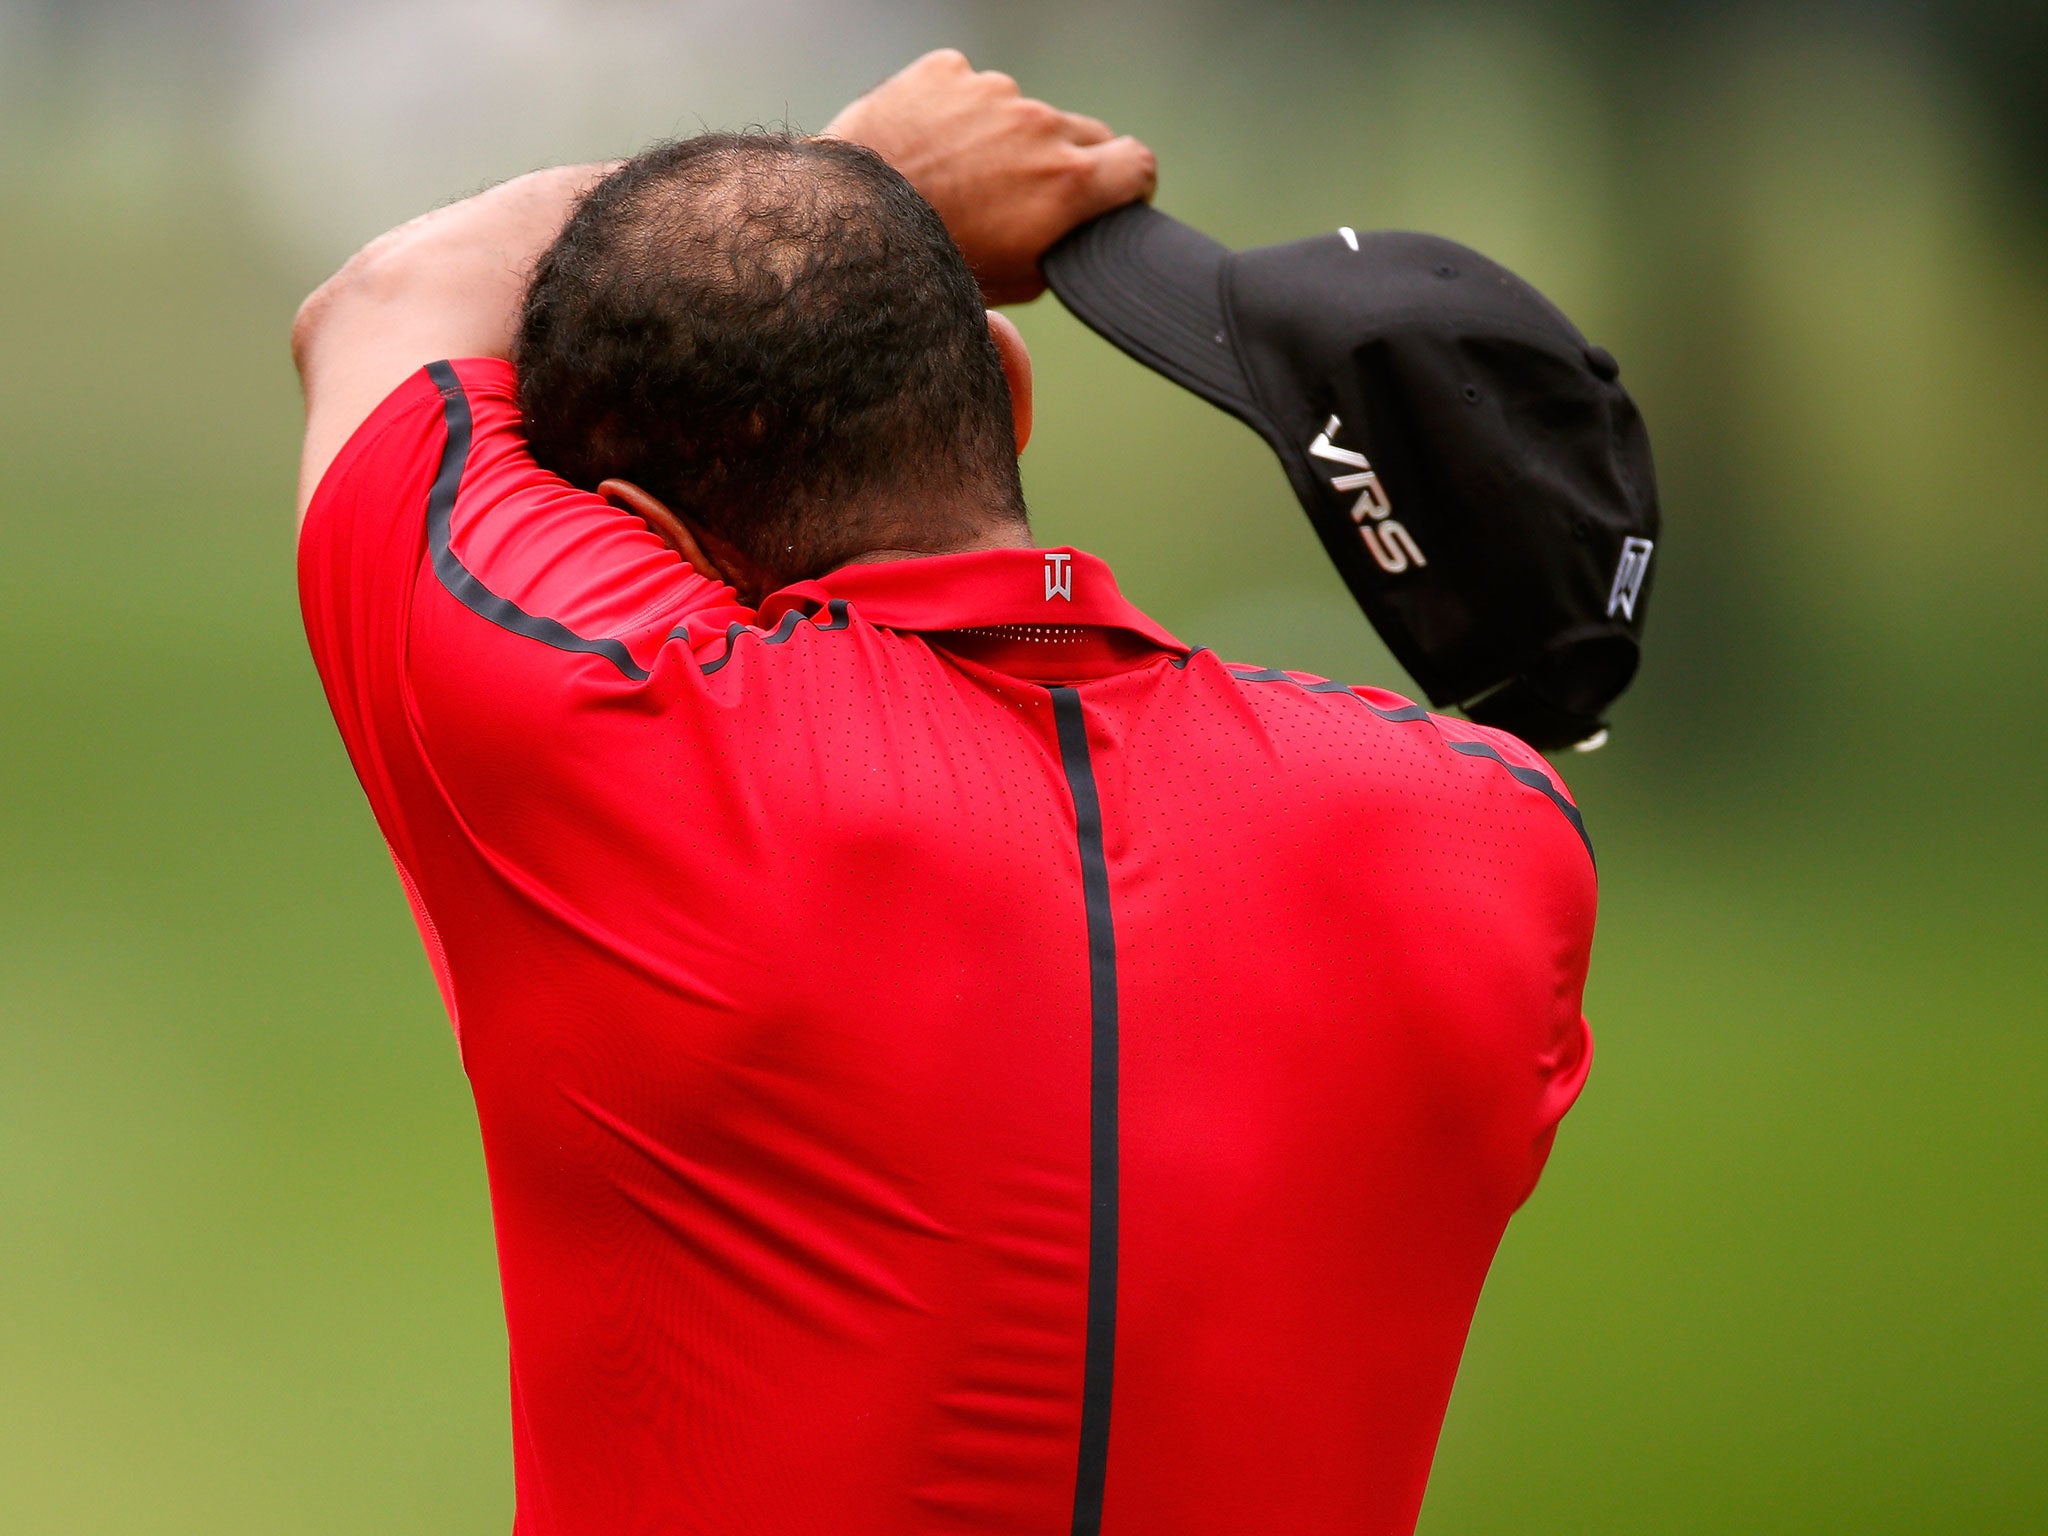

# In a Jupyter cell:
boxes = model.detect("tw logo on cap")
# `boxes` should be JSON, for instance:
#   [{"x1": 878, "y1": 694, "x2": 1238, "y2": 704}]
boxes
[
  {"x1": 1308, "y1": 417, "x2": 1427, "y2": 575},
  {"x1": 1607, "y1": 537, "x2": 1654, "y2": 620},
  {"x1": 1044, "y1": 552, "x2": 1073, "y2": 601}
]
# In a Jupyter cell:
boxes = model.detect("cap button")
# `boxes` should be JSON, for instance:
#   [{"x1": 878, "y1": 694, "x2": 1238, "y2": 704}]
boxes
[{"x1": 1584, "y1": 345, "x2": 1620, "y2": 381}]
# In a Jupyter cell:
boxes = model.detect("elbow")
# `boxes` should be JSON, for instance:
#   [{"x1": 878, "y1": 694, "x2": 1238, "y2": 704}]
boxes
[
  {"x1": 289, "y1": 226, "x2": 428, "y2": 379},
  {"x1": 290, "y1": 276, "x2": 341, "y2": 381}
]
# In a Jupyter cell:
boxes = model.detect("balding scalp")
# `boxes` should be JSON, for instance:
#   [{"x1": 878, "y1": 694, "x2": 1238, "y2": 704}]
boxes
[{"x1": 516, "y1": 132, "x2": 1025, "y2": 588}]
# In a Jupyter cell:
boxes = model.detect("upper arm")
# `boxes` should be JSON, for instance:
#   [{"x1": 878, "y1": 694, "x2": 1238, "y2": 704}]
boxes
[{"x1": 292, "y1": 226, "x2": 529, "y2": 522}]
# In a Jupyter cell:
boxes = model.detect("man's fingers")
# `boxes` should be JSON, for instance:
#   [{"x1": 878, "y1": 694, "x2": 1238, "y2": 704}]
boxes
[
  {"x1": 830, "y1": 51, "x2": 1152, "y2": 298},
  {"x1": 1074, "y1": 135, "x2": 1159, "y2": 218},
  {"x1": 1056, "y1": 109, "x2": 1115, "y2": 146}
]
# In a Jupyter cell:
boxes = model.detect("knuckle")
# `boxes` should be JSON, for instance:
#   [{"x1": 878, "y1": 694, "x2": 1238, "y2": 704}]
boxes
[
  {"x1": 1047, "y1": 146, "x2": 1096, "y2": 188},
  {"x1": 922, "y1": 47, "x2": 969, "y2": 71},
  {"x1": 978, "y1": 69, "x2": 1018, "y2": 96}
]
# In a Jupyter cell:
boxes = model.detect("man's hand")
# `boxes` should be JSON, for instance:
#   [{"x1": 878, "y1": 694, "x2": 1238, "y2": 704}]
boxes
[{"x1": 825, "y1": 50, "x2": 1156, "y2": 306}]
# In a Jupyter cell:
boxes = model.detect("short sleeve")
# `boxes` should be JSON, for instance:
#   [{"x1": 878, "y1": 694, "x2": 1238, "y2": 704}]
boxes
[{"x1": 296, "y1": 358, "x2": 753, "y2": 890}]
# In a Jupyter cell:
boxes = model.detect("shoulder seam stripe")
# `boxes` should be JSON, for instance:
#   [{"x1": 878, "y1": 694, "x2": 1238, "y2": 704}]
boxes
[
  {"x1": 692, "y1": 600, "x2": 851, "y2": 675},
  {"x1": 1443, "y1": 739, "x2": 1593, "y2": 863},
  {"x1": 1207, "y1": 654, "x2": 1594, "y2": 865},
  {"x1": 423, "y1": 362, "x2": 854, "y2": 683},
  {"x1": 423, "y1": 360, "x2": 651, "y2": 681}
]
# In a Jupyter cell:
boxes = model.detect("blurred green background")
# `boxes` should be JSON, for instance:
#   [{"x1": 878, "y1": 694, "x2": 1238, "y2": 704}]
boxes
[{"x1": 2, "y1": 1, "x2": 2043, "y2": 1530}]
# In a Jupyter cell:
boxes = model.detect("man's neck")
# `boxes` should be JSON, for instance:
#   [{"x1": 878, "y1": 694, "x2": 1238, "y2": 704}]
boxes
[{"x1": 835, "y1": 518, "x2": 1035, "y2": 570}]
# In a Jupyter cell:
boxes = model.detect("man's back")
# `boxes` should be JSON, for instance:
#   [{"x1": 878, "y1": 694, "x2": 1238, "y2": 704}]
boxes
[{"x1": 304, "y1": 359, "x2": 1593, "y2": 1536}]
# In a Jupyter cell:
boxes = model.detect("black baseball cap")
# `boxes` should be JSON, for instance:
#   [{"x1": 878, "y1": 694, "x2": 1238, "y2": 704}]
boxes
[{"x1": 1042, "y1": 203, "x2": 1659, "y2": 750}]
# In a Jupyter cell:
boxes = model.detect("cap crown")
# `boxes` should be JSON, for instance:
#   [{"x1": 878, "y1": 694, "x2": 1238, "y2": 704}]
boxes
[
  {"x1": 1226, "y1": 231, "x2": 1658, "y2": 744},
  {"x1": 1044, "y1": 207, "x2": 1660, "y2": 748}
]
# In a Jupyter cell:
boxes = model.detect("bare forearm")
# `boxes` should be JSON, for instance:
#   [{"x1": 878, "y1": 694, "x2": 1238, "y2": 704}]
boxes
[
  {"x1": 294, "y1": 163, "x2": 614, "y2": 377},
  {"x1": 292, "y1": 164, "x2": 615, "y2": 513}
]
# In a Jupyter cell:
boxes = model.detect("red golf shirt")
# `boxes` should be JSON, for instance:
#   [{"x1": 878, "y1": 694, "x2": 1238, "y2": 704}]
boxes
[{"x1": 300, "y1": 357, "x2": 1595, "y2": 1536}]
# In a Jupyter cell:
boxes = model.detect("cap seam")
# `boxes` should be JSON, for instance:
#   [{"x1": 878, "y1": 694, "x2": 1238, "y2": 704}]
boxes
[{"x1": 1217, "y1": 262, "x2": 1287, "y2": 442}]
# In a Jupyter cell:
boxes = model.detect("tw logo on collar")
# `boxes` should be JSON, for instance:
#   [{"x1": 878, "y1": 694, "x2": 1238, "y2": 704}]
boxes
[{"x1": 1044, "y1": 552, "x2": 1073, "y2": 601}]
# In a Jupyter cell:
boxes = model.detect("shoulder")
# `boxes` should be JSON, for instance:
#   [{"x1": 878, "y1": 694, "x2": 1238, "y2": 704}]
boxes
[
  {"x1": 303, "y1": 356, "x2": 752, "y2": 698},
  {"x1": 1177, "y1": 650, "x2": 1595, "y2": 877}
]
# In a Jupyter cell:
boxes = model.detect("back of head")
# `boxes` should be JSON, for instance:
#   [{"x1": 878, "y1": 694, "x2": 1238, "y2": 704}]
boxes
[{"x1": 517, "y1": 132, "x2": 1026, "y2": 587}]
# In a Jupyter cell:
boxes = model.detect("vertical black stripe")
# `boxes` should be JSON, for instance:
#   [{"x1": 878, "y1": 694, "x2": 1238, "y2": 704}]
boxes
[{"x1": 1049, "y1": 685, "x2": 1119, "y2": 1536}]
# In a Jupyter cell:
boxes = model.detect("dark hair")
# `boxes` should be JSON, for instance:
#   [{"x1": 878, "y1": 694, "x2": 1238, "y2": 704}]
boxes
[{"x1": 516, "y1": 132, "x2": 1026, "y2": 585}]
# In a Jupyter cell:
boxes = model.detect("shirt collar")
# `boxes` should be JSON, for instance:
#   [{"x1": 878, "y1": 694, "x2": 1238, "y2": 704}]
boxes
[{"x1": 760, "y1": 546, "x2": 1184, "y2": 653}]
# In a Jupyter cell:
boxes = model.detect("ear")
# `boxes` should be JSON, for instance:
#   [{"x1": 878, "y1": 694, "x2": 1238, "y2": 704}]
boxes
[
  {"x1": 599, "y1": 478, "x2": 728, "y2": 587},
  {"x1": 986, "y1": 310, "x2": 1033, "y2": 455}
]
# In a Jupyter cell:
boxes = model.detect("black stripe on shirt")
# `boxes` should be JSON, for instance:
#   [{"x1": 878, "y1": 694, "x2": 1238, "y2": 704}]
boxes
[
  {"x1": 423, "y1": 363, "x2": 854, "y2": 682},
  {"x1": 1211, "y1": 657, "x2": 1593, "y2": 864},
  {"x1": 1048, "y1": 685, "x2": 1120, "y2": 1536},
  {"x1": 423, "y1": 360, "x2": 651, "y2": 681},
  {"x1": 693, "y1": 600, "x2": 852, "y2": 675}
]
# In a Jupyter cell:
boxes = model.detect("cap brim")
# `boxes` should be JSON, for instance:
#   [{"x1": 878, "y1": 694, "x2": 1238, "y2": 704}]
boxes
[{"x1": 1042, "y1": 203, "x2": 1265, "y2": 427}]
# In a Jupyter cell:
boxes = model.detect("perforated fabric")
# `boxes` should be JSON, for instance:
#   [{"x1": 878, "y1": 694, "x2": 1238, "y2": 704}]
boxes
[{"x1": 299, "y1": 359, "x2": 1595, "y2": 1536}]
